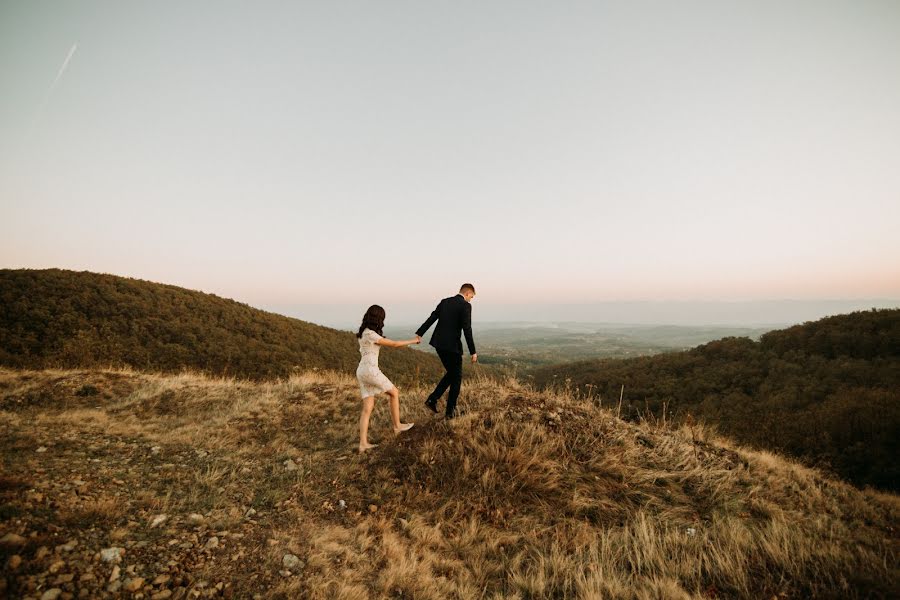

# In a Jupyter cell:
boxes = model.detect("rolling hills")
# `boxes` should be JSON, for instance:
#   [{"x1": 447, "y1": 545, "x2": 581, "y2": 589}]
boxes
[
  {"x1": 0, "y1": 269, "x2": 443, "y2": 385},
  {"x1": 0, "y1": 367, "x2": 897, "y2": 598},
  {"x1": 531, "y1": 309, "x2": 900, "y2": 491}
]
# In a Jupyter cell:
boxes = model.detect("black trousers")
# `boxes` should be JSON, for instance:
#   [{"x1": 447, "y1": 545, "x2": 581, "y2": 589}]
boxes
[{"x1": 428, "y1": 349, "x2": 463, "y2": 417}]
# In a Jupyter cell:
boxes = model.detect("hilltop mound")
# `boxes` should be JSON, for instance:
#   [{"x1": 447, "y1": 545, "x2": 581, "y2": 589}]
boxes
[
  {"x1": 0, "y1": 269, "x2": 442, "y2": 384},
  {"x1": 1, "y1": 368, "x2": 896, "y2": 598},
  {"x1": 531, "y1": 309, "x2": 900, "y2": 491}
]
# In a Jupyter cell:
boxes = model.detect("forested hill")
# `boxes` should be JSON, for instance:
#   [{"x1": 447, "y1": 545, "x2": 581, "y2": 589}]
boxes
[
  {"x1": 758, "y1": 309, "x2": 900, "y2": 358},
  {"x1": 0, "y1": 269, "x2": 443, "y2": 383},
  {"x1": 531, "y1": 308, "x2": 900, "y2": 491}
]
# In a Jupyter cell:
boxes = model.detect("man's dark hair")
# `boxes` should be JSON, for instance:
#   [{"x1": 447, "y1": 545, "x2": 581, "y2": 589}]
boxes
[{"x1": 460, "y1": 283, "x2": 476, "y2": 294}]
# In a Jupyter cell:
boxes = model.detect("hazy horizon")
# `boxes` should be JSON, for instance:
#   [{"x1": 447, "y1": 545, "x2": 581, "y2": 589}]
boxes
[
  {"x1": 2, "y1": 2, "x2": 899, "y2": 309},
  {"x1": 263, "y1": 297, "x2": 900, "y2": 331}
]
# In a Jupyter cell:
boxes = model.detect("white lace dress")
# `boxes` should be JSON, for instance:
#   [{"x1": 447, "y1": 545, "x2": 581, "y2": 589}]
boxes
[{"x1": 356, "y1": 328, "x2": 394, "y2": 398}]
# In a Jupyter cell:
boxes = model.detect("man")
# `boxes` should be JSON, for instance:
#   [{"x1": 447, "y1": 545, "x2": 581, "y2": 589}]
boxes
[{"x1": 415, "y1": 283, "x2": 478, "y2": 419}]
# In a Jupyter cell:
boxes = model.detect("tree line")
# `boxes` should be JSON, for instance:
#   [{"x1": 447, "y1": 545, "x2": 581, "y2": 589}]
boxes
[
  {"x1": 0, "y1": 269, "x2": 443, "y2": 385},
  {"x1": 531, "y1": 309, "x2": 900, "y2": 491}
]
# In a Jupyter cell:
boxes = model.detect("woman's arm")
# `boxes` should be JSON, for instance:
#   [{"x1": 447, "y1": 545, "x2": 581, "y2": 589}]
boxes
[{"x1": 376, "y1": 337, "x2": 420, "y2": 348}]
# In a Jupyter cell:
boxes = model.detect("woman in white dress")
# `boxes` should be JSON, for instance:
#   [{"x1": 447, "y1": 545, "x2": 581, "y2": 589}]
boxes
[{"x1": 356, "y1": 304, "x2": 418, "y2": 453}]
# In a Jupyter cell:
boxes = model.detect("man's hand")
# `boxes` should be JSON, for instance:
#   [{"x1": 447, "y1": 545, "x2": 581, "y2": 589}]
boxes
[
  {"x1": 471, "y1": 353, "x2": 478, "y2": 364},
  {"x1": 415, "y1": 335, "x2": 422, "y2": 343}
]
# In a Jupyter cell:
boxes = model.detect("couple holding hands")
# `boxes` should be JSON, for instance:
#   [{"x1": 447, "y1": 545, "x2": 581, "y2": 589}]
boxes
[{"x1": 355, "y1": 283, "x2": 478, "y2": 452}]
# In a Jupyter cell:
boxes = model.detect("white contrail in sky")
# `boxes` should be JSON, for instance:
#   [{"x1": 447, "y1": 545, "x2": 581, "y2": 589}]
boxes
[
  {"x1": 22, "y1": 42, "x2": 79, "y2": 141},
  {"x1": 49, "y1": 42, "x2": 78, "y2": 92}
]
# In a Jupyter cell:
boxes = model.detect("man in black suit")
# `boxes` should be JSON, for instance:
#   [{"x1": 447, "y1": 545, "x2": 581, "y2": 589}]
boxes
[{"x1": 416, "y1": 283, "x2": 477, "y2": 419}]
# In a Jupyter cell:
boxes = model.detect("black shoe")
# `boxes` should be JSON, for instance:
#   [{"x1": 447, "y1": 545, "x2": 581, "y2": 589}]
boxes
[{"x1": 424, "y1": 399, "x2": 438, "y2": 414}]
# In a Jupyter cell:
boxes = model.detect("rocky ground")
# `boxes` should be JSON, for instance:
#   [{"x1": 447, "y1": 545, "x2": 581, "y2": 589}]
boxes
[
  {"x1": 0, "y1": 368, "x2": 386, "y2": 599},
  {"x1": 1, "y1": 367, "x2": 898, "y2": 599}
]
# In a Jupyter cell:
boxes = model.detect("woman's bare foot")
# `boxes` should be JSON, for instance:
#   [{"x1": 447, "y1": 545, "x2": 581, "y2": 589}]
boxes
[
  {"x1": 358, "y1": 442, "x2": 378, "y2": 453},
  {"x1": 393, "y1": 423, "x2": 414, "y2": 434}
]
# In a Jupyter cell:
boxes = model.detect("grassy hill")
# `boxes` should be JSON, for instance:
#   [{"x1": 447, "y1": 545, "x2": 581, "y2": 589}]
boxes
[
  {"x1": 530, "y1": 309, "x2": 900, "y2": 492},
  {"x1": 0, "y1": 368, "x2": 897, "y2": 598},
  {"x1": 0, "y1": 269, "x2": 442, "y2": 384}
]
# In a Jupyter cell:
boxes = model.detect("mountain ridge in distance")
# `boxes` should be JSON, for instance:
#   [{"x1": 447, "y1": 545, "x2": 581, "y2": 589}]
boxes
[{"x1": 0, "y1": 268, "x2": 443, "y2": 384}]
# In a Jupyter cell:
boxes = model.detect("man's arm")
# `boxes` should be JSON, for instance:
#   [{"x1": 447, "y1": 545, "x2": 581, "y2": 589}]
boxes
[
  {"x1": 416, "y1": 301, "x2": 441, "y2": 337},
  {"x1": 462, "y1": 301, "x2": 476, "y2": 356}
]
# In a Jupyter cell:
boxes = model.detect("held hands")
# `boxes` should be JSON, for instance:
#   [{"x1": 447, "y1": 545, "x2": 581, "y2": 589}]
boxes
[
  {"x1": 409, "y1": 335, "x2": 421, "y2": 345},
  {"x1": 471, "y1": 353, "x2": 478, "y2": 364}
]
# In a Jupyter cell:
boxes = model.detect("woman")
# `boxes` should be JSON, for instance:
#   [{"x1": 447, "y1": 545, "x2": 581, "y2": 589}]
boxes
[{"x1": 356, "y1": 304, "x2": 418, "y2": 453}]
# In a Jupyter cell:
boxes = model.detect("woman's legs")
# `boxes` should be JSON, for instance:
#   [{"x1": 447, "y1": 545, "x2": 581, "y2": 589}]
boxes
[
  {"x1": 387, "y1": 387, "x2": 414, "y2": 433},
  {"x1": 359, "y1": 395, "x2": 377, "y2": 452}
]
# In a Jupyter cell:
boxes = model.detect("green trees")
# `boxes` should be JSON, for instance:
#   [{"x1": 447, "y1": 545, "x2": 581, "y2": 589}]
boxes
[
  {"x1": 532, "y1": 309, "x2": 900, "y2": 491},
  {"x1": 0, "y1": 269, "x2": 442, "y2": 384}
]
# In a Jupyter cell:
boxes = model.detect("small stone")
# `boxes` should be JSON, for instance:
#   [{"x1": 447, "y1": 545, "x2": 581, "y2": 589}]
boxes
[
  {"x1": 244, "y1": 508, "x2": 256, "y2": 518},
  {"x1": 187, "y1": 513, "x2": 205, "y2": 524},
  {"x1": 151, "y1": 446, "x2": 161, "y2": 454},
  {"x1": 204, "y1": 537, "x2": 219, "y2": 550},
  {"x1": 266, "y1": 539, "x2": 279, "y2": 546},
  {"x1": 150, "y1": 514, "x2": 168, "y2": 528},
  {"x1": 0, "y1": 533, "x2": 26, "y2": 546},
  {"x1": 282, "y1": 554, "x2": 303, "y2": 570},
  {"x1": 279, "y1": 570, "x2": 292, "y2": 577},
  {"x1": 80, "y1": 573, "x2": 96, "y2": 582},
  {"x1": 37, "y1": 446, "x2": 48, "y2": 453},
  {"x1": 153, "y1": 574, "x2": 171, "y2": 585},
  {"x1": 100, "y1": 547, "x2": 125, "y2": 563},
  {"x1": 41, "y1": 589, "x2": 63, "y2": 600},
  {"x1": 7, "y1": 554, "x2": 22, "y2": 569},
  {"x1": 110, "y1": 565, "x2": 121, "y2": 582},
  {"x1": 57, "y1": 540, "x2": 78, "y2": 552},
  {"x1": 283, "y1": 459, "x2": 298, "y2": 471},
  {"x1": 368, "y1": 504, "x2": 378, "y2": 513},
  {"x1": 108, "y1": 580, "x2": 122, "y2": 593},
  {"x1": 152, "y1": 591, "x2": 173, "y2": 600},
  {"x1": 49, "y1": 560, "x2": 66, "y2": 573},
  {"x1": 36, "y1": 546, "x2": 51, "y2": 559},
  {"x1": 123, "y1": 576, "x2": 145, "y2": 591}
]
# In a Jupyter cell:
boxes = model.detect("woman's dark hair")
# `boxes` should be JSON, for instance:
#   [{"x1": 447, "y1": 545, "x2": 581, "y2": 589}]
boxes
[{"x1": 357, "y1": 304, "x2": 386, "y2": 338}]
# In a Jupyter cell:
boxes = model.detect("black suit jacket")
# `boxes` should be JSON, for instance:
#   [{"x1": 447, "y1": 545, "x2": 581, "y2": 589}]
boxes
[{"x1": 416, "y1": 294, "x2": 476, "y2": 355}]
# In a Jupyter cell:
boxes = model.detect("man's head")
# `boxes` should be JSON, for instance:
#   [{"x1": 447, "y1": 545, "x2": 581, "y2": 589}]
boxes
[{"x1": 459, "y1": 283, "x2": 476, "y2": 302}]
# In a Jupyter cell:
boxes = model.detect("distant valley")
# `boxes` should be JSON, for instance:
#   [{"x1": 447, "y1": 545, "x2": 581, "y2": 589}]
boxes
[{"x1": 385, "y1": 322, "x2": 774, "y2": 367}]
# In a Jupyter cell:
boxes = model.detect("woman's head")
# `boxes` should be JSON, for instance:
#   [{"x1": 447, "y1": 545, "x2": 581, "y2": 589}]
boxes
[{"x1": 357, "y1": 304, "x2": 386, "y2": 338}]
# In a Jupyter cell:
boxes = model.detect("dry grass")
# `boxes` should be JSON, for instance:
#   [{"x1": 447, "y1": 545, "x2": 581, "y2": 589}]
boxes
[{"x1": 0, "y1": 367, "x2": 897, "y2": 599}]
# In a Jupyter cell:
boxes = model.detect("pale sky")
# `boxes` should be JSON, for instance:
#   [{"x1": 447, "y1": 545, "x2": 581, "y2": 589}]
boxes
[{"x1": 2, "y1": 1, "x2": 899, "y2": 326}]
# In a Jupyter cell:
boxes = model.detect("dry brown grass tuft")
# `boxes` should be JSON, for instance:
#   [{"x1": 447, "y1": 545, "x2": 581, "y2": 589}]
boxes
[{"x1": 0, "y1": 367, "x2": 897, "y2": 599}]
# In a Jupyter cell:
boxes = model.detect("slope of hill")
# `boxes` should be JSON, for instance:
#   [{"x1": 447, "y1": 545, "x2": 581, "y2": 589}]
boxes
[
  {"x1": 0, "y1": 368, "x2": 897, "y2": 598},
  {"x1": 530, "y1": 309, "x2": 900, "y2": 491},
  {"x1": 0, "y1": 269, "x2": 442, "y2": 384}
]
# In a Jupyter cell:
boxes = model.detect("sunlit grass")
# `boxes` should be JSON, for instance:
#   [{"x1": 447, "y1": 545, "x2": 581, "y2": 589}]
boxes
[{"x1": 0, "y1": 366, "x2": 897, "y2": 599}]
